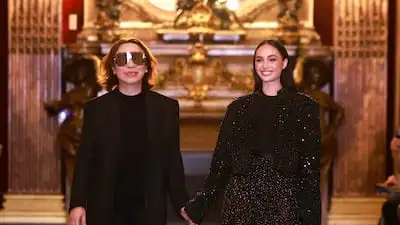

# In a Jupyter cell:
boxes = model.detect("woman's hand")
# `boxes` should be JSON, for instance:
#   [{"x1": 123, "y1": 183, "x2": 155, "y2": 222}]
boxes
[{"x1": 180, "y1": 207, "x2": 197, "y2": 225}]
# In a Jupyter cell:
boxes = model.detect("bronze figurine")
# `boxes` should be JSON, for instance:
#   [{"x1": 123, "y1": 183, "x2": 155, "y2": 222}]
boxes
[
  {"x1": 44, "y1": 55, "x2": 102, "y2": 185},
  {"x1": 296, "y1": 58, "x2": 344, "y2": 223}
]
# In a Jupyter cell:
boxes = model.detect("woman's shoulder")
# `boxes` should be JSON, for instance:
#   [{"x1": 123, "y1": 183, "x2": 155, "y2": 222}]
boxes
[
  {"x1": 227, "y1": 93, "x2": 257, "y2": 111},
  {"x1": 290, "y1": 92, "x2": 320, "y2": 116},
  {"x1": 219, "y1": 93, "x2": 258, "y2": 120},
  {"x1": 293, "y1": 92, "x2": 319, "y2": 107}
]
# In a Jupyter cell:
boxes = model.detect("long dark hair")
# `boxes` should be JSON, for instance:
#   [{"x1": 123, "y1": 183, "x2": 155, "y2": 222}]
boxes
[
  {"x1": 252, "y1": 40, "x2": 296, "y2": 92},
  {"x1": 98, "y1": 38, "x2": 158, "y2": 91}
]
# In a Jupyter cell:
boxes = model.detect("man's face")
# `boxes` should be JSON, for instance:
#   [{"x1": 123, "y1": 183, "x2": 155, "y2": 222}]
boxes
[{"x1": 391, "y1": 137, "x2": 400, "y2": 152}]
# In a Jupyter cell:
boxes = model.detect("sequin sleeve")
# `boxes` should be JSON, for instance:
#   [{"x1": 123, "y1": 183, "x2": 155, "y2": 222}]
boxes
[
  {"x1": 296, "y1": 100, "x2": 321, "y2": 225},
  {"x1": 184, "y1": 102, "x2": 239, "y2": 223}
]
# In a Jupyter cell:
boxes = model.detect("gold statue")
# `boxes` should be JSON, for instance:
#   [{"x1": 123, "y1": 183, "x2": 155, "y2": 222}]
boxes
[
  {"x1": 173, "y1": 0, "x2": 219, "y2": 31},
  {"x1": 174, "y1": 0, "x2": 199, "y2": 28},
  {"x1": 95, "y1": 0, "x2": 121, "y2": 42},
  {"x1": 277, "y1": 0, "x2": 302, "y2": 44},
  {"x1": 172, "y1": 0, "x2": 243, "y2": 33},
  {"x1": 278, "y1": 0, "x2": 302, "y2": 31},
  {"x1": 44, "y1": 55, "x2": 102, "y2": 185},
  {"x1": 296, "y1": 58, "x2": 344, "y2": 223},
  {"x1": 207, "y1": 0, "x2": 243, "y2": 30},
  {"x1": 172, "y1": 42, "x2": 224, "y2": 103},
  {"x1": 297, "y1": 59, "x2": 345, "y2": 175},
  {"x1": 155, "y1": 40, "x2": 255, "y2": 102}
]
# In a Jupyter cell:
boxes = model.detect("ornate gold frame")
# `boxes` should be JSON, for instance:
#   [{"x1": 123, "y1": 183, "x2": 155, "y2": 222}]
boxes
[
  {"x1": 82, "y1": 0, "x2": 314, "y2": 27},
  {"x1": 117, "y1": 0, "x2": 314, "y2": 28},
  {"x1": 68, "y1": 0, "x2": 330, "y2": 118},
  {"x1": 78, "y1": 0, "x2": 319, "y2": 45}
]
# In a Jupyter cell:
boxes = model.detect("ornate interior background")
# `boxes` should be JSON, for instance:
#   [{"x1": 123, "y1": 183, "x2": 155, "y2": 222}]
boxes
[{"x1": 1, "y1": 1, "x2": 399, "y2": 225}]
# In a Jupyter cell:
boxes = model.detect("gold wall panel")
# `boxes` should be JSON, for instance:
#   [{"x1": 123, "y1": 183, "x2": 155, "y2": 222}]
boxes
[
  {"x1": 8, "y1": 0, "x2": 62, "y2": 193},
  {"x1": 395, "y1": 0, "x2": 400, "y2": 128},
  {"x1": 180, "y1": 119, "x2": 222, "y2": 151},
  {"x1": 333, "y1": 0, "x2": 388, "y2": 196}
]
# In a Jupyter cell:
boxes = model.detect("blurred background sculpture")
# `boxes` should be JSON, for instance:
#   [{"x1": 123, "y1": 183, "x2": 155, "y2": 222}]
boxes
[
  {"x1": 173, "y1": 0, "x2": 242, "y2": 30},
  {"x1": 277, "y1": 0, "x2": 303, "y2": 44},
  {"x1": 157, "y1": 39, "x2": 255, "y2": 104},
  {"x1": 174, "y1": 0, "x2": 198, "y2": 28},
  {"x1": 95, "y1": 0, "x2": 121, "y2": 42},
  {"x1": 207, "y1": 0, "x2": 243, "y2": 30},
  {"x1": 295, "y1": 58, "x2": 345, "y2": 225},
  {"x1": 160, "y1": 0, "x2": 246, "y2": 43},
  {"x1": 44, "y1": 55, "x2": 102, "y2": 189},
  {"x1": 278, "y1": 0, "x2": 302, "y2": 31},
  {"x1": 176, "y1": 42, "x2": 223, "y2": 103}
]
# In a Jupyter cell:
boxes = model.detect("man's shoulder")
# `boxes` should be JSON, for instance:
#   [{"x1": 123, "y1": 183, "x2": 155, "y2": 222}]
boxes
[
  {"x1": 148, "y1": 90, "x2": 178, "y2": 106},
  {"x1": 83, "y1": 91, "x2": 112, "y2": 109}
]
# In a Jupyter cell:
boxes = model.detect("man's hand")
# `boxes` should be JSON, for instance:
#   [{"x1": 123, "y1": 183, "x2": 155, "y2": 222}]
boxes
[
  {"x1": 180, "y1": 207, "x2": 197, "y2": 225},
  {"x1": 384, "y1": 175, "x2": 398, "y2": 187},
  {"x1": 391, "y1": 137, "x2": 400, "y2": 152},
  {"x1": 68, "y1": 207, "x2": 86, "y2": 225}
]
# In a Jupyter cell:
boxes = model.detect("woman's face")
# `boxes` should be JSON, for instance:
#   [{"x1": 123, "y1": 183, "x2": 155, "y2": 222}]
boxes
[
  {"x1": 254, "y1": 44, "x2": 288, "y2": 84},
  {"x1": 112, "y1": 43, "x2": 147, "y2": 87}
]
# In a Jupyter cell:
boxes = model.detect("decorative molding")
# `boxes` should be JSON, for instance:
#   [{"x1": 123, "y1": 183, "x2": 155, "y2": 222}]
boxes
[
  {"x1": 117, "y1": 0, "x2": 314, "y2": 28},
  {"x1": 0, "y1": 194, "x2": 66, "y2": 224},
  {"x1": 328, "y1": 197, "x2": 386, "y2": 225},
  {"x1": 77, "y1": 0, "x2": 319, "y2": 44}
]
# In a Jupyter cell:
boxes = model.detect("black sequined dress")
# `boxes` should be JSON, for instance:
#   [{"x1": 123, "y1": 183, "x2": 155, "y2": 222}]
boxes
[{"x1": 184, "y1": 89, "x2": 321, "y2": 225}]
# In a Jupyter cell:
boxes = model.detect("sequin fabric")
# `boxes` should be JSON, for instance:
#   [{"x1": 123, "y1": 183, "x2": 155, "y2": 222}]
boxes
[{"x1": 184, "y1": 89, "x2": 321, "y2": 225}]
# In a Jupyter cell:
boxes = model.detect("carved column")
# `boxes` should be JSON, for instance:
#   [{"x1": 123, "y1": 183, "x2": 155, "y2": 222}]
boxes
[
  {"x1": 395, "y1": 0, "x2": 400, "y2": 128},
  {"x1": 77, "y1": 0, "x2": 99, "y2": 43},
  {"x1": 83, "y1": 0, "x2": 97, "y2": 28},
  {"x1": 1, "y1": 0, "x2": 65, "y2": 223},
  {"x1": 329, "y1": 0, "x2": 388, "y2": 224}
]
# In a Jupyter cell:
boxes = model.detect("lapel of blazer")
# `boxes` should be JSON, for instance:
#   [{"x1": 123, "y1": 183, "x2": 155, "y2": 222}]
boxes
[
  {"x1": 102, "y1": 89, "x2": 121, "y2": 174},
  {"x1": 143, "y1": 90, "x2": 164, "y2": 209},
  {"x1": 145, "y1": 90, "x2": 162, "y2": 159}
]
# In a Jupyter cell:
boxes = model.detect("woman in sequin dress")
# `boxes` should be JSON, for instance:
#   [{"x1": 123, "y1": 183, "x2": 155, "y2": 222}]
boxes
[{"x1": 181, "y1": 40, "x2": 321, "y2": 225}]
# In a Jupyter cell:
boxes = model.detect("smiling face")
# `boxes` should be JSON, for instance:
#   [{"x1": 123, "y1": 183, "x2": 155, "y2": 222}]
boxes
[
  {"x1": 254, "y1": 44, "x2": 288, "y2": 85},
  {"x1": 112, "y1": 43, "x2": 148, "y2": 87}
]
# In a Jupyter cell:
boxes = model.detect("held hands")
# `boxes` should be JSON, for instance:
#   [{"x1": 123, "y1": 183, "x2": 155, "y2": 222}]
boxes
[
  {"x1": 68, "y1": 207, "x2": 86, "y2": 225},
  {"x1": 180, "y1": 207, "x2": 197, "y2": 225}
]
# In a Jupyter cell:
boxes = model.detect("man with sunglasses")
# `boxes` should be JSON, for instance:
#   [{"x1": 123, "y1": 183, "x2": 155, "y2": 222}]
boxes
[
  {"x1": 68, "y1": 39, "x2": 190, "y2": 225},
  {"x1": 378, "y1": 129, "x2": 400, "y2": 225}
]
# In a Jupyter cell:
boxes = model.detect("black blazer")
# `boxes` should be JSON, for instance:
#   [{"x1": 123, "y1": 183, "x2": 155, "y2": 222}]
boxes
[
  {"x1": 69, "y1": 89, "x2": 189, "y2": 225},
  {"x1": 185, "y1": 89, "x2": 321, "y2": 225}
]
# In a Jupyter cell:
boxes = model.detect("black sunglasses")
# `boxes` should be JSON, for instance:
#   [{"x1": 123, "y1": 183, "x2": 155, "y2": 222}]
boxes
[{"x1": 113, "y1": 52, "x2": 146, "y2": 67}]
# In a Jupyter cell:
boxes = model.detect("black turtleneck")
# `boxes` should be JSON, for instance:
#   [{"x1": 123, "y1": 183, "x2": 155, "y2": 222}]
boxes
[
  {"x1": 114, "y1": 90, "x2": 147, "y2": 220},
  {"x1": 255, "y1": 92, "x2": 279, "y2": 155}
]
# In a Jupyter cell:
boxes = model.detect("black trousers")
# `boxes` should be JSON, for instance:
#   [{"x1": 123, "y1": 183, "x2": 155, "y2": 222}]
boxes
[
  {"x1": 114, "y1": 199, "x2": 146, "y2": 225},
  {"x1": 382, "y1": 197, "x2": 400, "y2": 225}
]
